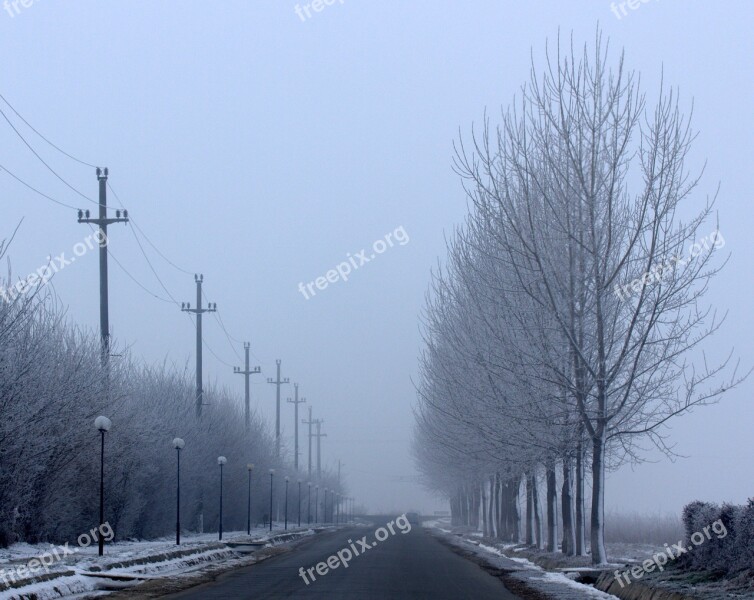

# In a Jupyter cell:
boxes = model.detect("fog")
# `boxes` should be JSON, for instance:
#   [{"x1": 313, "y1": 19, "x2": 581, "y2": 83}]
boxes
[{"x1": 1, "y1": 0, "x2": 752, "y2": 518}]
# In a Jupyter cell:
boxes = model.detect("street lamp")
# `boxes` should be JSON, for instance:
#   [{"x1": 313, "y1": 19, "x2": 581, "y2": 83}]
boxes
[
  {"x1": 315, "y1": 485, "x2": 319, "y2": 524},
  {"x1": 324, "y1": 488, "x2": 329, "y2": 524},
  {"x1": 307, "y1": 482, "x2": 312, "y2": 526},
  {"x1": 173, "y1": 438, "x2": 185, "y2": 545},
  {"x1": 217, "y1": 456, "x2": 227, "y2": 540},
  {"x1": 297, "y1": 480, "x2": 302, "y2": 527},
  {"x1": 336, "y1": 493, "x2": 339, "y2": 525},
  {"x1": 94, "y1": 416, "x2": 111, "y2": 557},
  {"x1": 269, "y1": 469, "x2": 275, "y2": 531},
  {"x1": 247, "y1": 464, "x2": 254, "y2": 535},
  {"x1": 284, "y1": 476, "x2": 290, "y2": 531}
]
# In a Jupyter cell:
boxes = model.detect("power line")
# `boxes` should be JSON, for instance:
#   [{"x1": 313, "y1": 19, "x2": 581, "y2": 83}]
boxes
[
  {"x1": 184, "y1": 312, "x2": 235, "y2": 369},
  {"x1": 80, "y1": 222, "x2": 175, "y2": 304},
  {"x1": 205, "y1": 290, "x2": 264, "y2": 365},
  {"x1": 0, "y1": 163, "x2": 79, "y2": 210},
  {"x1": 107, "y1": 182, "x2": 194, "y2": 276},
  {"x1": 0, "y1": 98, "x2": 243, "y2": 380},
  {"x1": 0, "y1": 93, "x2": 98, "y2": 169},
  {"x1": 0, "y1": 105, "x2": 99, "y2": 206}
]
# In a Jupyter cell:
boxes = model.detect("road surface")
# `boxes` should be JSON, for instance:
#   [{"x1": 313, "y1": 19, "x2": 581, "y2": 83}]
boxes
[{"x1": 162, "y1": 525, "x2": 523, "y2": 599}]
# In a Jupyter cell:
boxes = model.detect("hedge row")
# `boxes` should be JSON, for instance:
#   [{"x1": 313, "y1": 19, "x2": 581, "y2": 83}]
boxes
[{"x1": 681, "y1": 499, "x2": 754, "y2": 575}]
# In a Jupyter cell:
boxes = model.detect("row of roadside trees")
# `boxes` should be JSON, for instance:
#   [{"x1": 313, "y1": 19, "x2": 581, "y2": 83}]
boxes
[
  {"x1": 0, "y1": 256, "x2": 345, "y2": 546},
  {"x1": 413, "y1": 31, "x2": 742, "y2": 564}
]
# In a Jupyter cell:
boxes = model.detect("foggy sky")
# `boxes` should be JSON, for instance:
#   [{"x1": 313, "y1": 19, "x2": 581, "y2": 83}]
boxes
[{"x1": 1, "y1": 0, "x2": 752, "y2": 515}]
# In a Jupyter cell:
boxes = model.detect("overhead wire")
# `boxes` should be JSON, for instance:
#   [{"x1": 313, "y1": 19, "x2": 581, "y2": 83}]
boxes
[
  {"x1": 0, "y1": 93, "x2": 98, "y2": 169},
  {"x1": 0, "y1": 163, "x2": 79, "y2": 210},
  {"x1": 107, "y1": 182, "x2": 194, "y2": 276},
  {"x1": 0, "y1": 105, "x2": 99, "y2": 206}
]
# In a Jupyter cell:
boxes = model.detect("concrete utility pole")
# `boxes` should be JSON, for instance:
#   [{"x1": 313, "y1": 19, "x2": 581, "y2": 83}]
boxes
[
  {"x1": 266, "y1": 360, "x2": 289, "y2": 457},
  {"x1": 234, "y1": 342, "x2": 261, "y2": 430},
  {"x1": 313, "y1": 419, "x2": 326, "y2": 478},
  {"x1": 77, "y1": 167, "x2": 128, "y2": 367},
  {"x1": 287, "y1": 384, "x2": 306, "y2": 471},
  {"x1": 302, "y1": 406, "x2": 314, "y2": 478},
  {"x1": 338, "y1": 460, "x2": 343, "y2": 485},
  {"x1": 181, "y1": 275, "x2": 216, "y2": 418}
]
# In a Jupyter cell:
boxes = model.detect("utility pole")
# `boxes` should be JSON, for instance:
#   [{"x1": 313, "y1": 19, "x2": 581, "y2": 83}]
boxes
[
  {"x1": 77, "y1": 167, "x2": 128, "y2": 367},
  {"x1": 234, "y1": 342, "x2": 261, "y2": 430},
  {"x1": 302, "y1": 406, "x2": 314, "y2": 478},
  {"x1": 287, "y1": 384, "x2": 306, "y2": 471},
  {"x1": 266, "y1": 360, "x2": 289, "y2": 458},
  {"x1": 338, "y1": 460, "x2": 343, "y2": 485},
  {"x1": 312, "y1": 419, "x2": 326, "y2": 479},
  {"x1": 181, "y1": 275, "x2": 216, "y2": 418}
]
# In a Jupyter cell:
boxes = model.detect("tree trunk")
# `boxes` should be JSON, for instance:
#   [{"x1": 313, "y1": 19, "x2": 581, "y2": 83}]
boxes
[
  {"x1": 511, "y1": 475, "x2": 521, "y2": 542},
  {"x1": 494, "y1": 474, "x2": 503, "y2": 539},
  {"x1": 561, "y1": 458, "x2": 576, "y2": 556},
  {"x1": 575, "y1": 435, "x2": 586, "y2": 555},
  {"x1": 481, "y1": 481, "x2": 488, "y2": 536},
  {"x1": 489, "y1": 475, "x2": 496, "y2": 538},
  {"x1": 525, "y1": 473, "x2": 534, "y2": 545},
  {"x1": 590, "y1": 434, "x2": 607, "y2": 564},
  {"x1": 546, "y1": 465, "x2": 557, "y2": 552},
  {"x1": 532, "y1": 474, "x2": 544, "y2": 549}
]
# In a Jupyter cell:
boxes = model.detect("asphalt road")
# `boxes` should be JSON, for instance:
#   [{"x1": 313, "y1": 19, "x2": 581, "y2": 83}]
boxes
[{"x1": 162, "y1": 525, "x2": 523, "y2": 599}]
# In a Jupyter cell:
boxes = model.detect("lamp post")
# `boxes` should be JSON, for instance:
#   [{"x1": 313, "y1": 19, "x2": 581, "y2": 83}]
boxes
[
  {"x1": 307, "y1": 482, "x2": 312, "y2": 526},
  {"x1": 269, "y1": 469, "x2": 275, "y2": 531},
  {"x1": 217, "y1": 456, "x2": 227, "y2": 540},
  {"x1": 297, "y1": 480, "x2": 302, "y2": 527},
  {"x1": 315, "y1": 486, "x2": 319, "y2": 524},
  {"x1": 94, "y1": 416, "x2": 111, "y2": 557},
  {"x1": 247, "y1": 464, "x2": 254, "y2": 535},
  {"x1": 336, "y1": 493, "x2": 339, "y2": 525},
  {"x1": 324, "y1": 488, "x2": 328, "y2": 524},
  {"x1": 173, "y1": 438, "x2": 185, "y2": 545},
  {"x1": 284, "y1": 476, "x2": 289, "y2": 530}
]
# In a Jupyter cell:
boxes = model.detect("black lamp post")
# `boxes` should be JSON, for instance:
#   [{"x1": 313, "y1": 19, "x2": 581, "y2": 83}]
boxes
[
  {"x1": 269, "y1": 469, "x2": 275, "y2": 531},
  {"x1": 284, "y1": 476, "x2": 290, "y2": 530},
  {"x1": 247, "y1": 463, "x2": 254, "y2": 535},
  {"x1": 95, "y1": 416, "x2": 112, "y2": 557},
  {"x1": 324, "y1": 488, "x2": 329, "y2": 524},
  {"x1": 217, "y1": 456, "x2": 227, "y2": 540},
  {"x1": 173, "y1": 438, "x2": 185, "y2": 545},
  {"x1": 94, "y1": 417, "x2": 113, "y2": 556},
  {"x1": 307, "y1": 482, "x2": 312, "y2": 526}
]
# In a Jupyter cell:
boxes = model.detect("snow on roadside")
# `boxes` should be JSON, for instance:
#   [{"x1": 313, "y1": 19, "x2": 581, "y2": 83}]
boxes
[
  {"x1": 0, "y1": 527, "x2": 316, "y2": 600},
  {"x1": 438, "y1": 529, "x2": 620, "y2": 600},
  {"x1": 540, "y1": 571, "x2": 620, "y2": 599}
]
